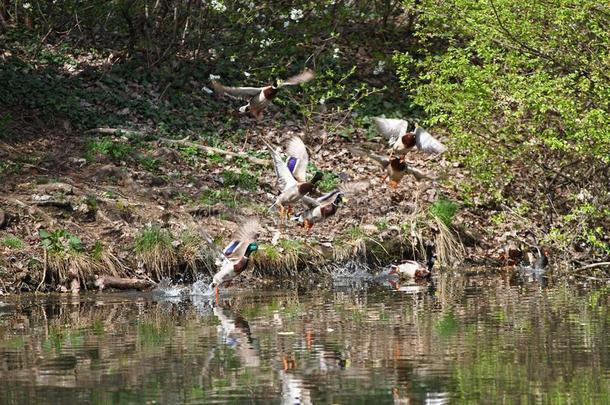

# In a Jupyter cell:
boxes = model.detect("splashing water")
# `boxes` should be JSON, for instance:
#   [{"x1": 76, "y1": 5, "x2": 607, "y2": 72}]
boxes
[
  {"x1": 191, "y1": 275, "x2": 214, "y2": 297},
  {"x1": 153, "y1": 278, "x2": 186, "y2": 299}
]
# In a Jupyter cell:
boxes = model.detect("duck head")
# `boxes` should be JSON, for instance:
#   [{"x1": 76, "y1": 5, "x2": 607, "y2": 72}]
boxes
[{"x1": 245, "y1": 242, "x2": 259, "y2": 257}]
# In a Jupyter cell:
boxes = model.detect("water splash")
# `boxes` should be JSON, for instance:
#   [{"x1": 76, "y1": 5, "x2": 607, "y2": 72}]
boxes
[
  {"x1": 191, "y1": 274, "x2": 214, "y2": 297},
  {"x1": 153, "y1": 278, "x2": 185, "y2": 301}
]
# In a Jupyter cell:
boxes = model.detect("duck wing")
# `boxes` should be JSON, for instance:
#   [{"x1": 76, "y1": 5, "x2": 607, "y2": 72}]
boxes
[
  {"x1": 414, "y1": 126, "x2": 447, "y2": 154},
  {"x1": 348, "y1": 146, "x2": 389, "y2": 168},
  {"x1": 285, "y1": 136, "x2": 309, "y2": 182},
  {"x1": 279, "y1": 69, "x2": 315, "y2": 87},
  {"x1": 211, "y1": 81, "x2": 264, "y2": 99},
  {"x1": 373, "y1": 117, "x2": 410, "y2": 145},
  {"x1": 223, "y1": 218, "x2": 261, "y2": 260},
  {"x1": 265, "y1": 141, "x2": 298, "y2": 191}
]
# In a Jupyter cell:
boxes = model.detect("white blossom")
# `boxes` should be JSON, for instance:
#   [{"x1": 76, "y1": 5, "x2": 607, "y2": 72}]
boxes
[
  {"x1": 23, "y1": 2, "x2": 32, "y2": 10},
  {"x1": 290, "y1": 8, "x2": 304, "y2": 21},
  {"x1": 209, "y1": 74, "x2": 220, "y2": 80},
  {"x1": 244, "y1": 71, "x2": 251, "y2": 78},
  {"x1": 332, "y1": 47, "x2": 340, "y2": 59},
  {"x1": 373, "y1": 60, "x2": 386, "y2": 75},
  {"x1": 319, "y1": 97, "x2": 326, "y2": 105},
  {"x1": 229, "y1": 55, "x2": 237, "y2": 62},
  {"x1": 284, "y1": 20, "x2": 290, "y2": 28},
  {"x1": 210, "y1": 0, "x2": 226, "y2": 13}
]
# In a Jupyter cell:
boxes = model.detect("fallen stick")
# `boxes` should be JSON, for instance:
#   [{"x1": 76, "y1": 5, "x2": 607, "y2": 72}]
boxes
[
  {"x1": 85, "y1": 127, "x2": 144, "y2": 137},
  {"x1": 159, "y1": 137, "x2": 269, "y2": 165},
  {"x1": 94, "y1": 276, "x2": 156, "y2": 291},
  {"x1": 574, "y1": 262, "x2": 610, "y2": 272}
]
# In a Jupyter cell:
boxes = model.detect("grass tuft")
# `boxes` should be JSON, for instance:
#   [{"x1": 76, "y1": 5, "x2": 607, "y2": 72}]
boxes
[
  {"x1": 135, "y1": 224, "x2": 177, "y2": 280},
  {"x1": 2, "y1": 234, "x2": 24, "y2": 249}
]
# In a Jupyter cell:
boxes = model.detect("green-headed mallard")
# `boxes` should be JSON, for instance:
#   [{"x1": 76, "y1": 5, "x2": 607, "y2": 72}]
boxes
[
  {"x1": 265, "y1": 136, "x2": 323, "y2": 217},
  {"x1": 293, "y1": 181, "x2": 369, "y2": 231},
  {"x1": 373, "y1": 117, "x2": 447, "y2": 155},
  {"x1": 389, "y1": 244, "x2": 436, "y2": 280},
  {"x1": 210, "y1": 69, "x2": 314, "y2": 119},
  {"x1": 205, "y1": 218, "x2": 261, "y2": 301},
  {"x1": 349, "y1": 147, "x2": 430, "y2": 189}
]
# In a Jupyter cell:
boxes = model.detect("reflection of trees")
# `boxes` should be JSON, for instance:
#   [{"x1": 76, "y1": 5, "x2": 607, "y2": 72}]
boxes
[{"x1": 0, "y1": 280, "x2": 610, "y2": 402}]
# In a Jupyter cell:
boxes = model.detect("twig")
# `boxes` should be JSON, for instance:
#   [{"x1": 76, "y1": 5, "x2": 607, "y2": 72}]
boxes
[
  {"x1": 574, "y1": 262, "x2": 610, "y2": 272},
  {"x1": 85, "y1": 127, "x2": 144, "y2": 137},
  {"x1": 36, "y1": 250, "x2": 47, "y2": 293},
  {"x1": 159, "y1": 137, "x2": 270, "y2": 165}
]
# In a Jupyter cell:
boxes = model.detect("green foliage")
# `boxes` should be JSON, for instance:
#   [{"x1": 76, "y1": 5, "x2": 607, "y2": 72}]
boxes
[
  {"x1": 134, "y1": 225, "x2": 173, "y2": 254},
  {"x1": 222, "y1": 169, "x2": 258, "y2": 191},
  {"x1": 429, "y1": 198, "x2": 458, "y2": 227},
  {"x1": 87, "y1": 138, "x2": 133, "y2": 161},
  {"x1": 2, "y1": 234, "x2": 24, "y2": 249},
  {"x1": 317, "y1": 171, "x2": 340, "y2": 193},
  {"x1": 199, "y1": 189, "x2": 241, "y2": 208},
  {"x1": 39, "y1": 229, "x2": 84, "y2": 253}
]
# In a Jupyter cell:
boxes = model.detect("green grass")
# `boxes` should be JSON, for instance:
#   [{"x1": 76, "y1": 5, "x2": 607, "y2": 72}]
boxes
[
  {"x1": 86, "y1": 138, "x2": 134, "y2": 161},
  {"x1": 199, "y1": 189, "x2": 242, "y2": 208},
  {"x1": 134, "y1": 224, "x2": 173, "y2": 254},
  {"x1": 222, "y1": 169, "x2": 258, "y2": 191},
  {"x1": 2, "y1": 234, "x2": 24, "y2": 249},
  {"x1": 429, "y1": 198, "x2": 459, "y2": 227}
]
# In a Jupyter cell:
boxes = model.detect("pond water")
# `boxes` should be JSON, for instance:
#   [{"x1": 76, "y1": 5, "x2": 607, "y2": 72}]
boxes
[{"x1": 1, "y1": 273, "x2": 609, "y2": 404}]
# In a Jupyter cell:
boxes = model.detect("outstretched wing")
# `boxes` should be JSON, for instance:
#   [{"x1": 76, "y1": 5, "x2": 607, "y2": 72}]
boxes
[
  {"x1": 338, "y1": 180, "x2": 370, "y2": 196},
  {"x1": 414, "y1": 127, "x2": 447, "y2": 154},
  {"x1": 223, "y1": 218, "x2": 261, "y2": 260},
  {"x1": 211, "y1": 80, "x2": 264, "y2": 99},
  {"x1": 348, "y1": 146, "x2": 389, "y2": 168},
  {"x1": 373, "y1": 117, "x2": 410, "y2": 145},
  {"x1": 265, "y1": 141, "x2": 298, "y2": 191},
  {"x1": 279, "y1": 69, "x2": 315, "y2": 87},
  {"x1": 301, "y1": 181, "x2": 369, "y2": 209},
  {"x1": 285, "y1": 136, "x2": 309, "y2": 182}
]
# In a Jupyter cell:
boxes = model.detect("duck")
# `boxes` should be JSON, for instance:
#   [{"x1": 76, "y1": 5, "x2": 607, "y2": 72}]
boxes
[
  {"x1": 520, "y1": 246, "x2": 549, "y2": 272},
  {"x1": 292, "y1": 181, "x2": 369, "y2": 231},
  {"x1": 210, "y1": 69, "x2": 314, "y2": 119},
  {"x1": 389, "y1": 244, "x2": 436, "y2": 280},
  {"x1": 207, "y1": 218, "x2": 261, "y2": 302},
  {"x1": 373, "y1": 117, "x2": 447, "y2": 156},
  {"x1": 265, "y1": 136, "x2": 323, "y2": 217},
  {"x1": 349, "y1": 147, "x2": 430, "y2": 189}
]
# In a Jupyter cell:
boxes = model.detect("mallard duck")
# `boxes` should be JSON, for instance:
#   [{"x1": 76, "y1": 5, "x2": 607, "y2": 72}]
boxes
[
  {"x1": 265, "y1": 137, "x2": 323, "y2": 217},
  {"x1": 210, "y1": 69, "x2": 314, "y2": 119},
  {"x1": 292, "y1": 181, "x2": 369, "y2": 231},
  {"x1": 207, "y1": 218, "x2": 261, "y2": 301},
  {"x1": 349, "y1": 147, "x2": 430, "y2": 189},
  {"x1": 373, "y1": 117, "x2": 447, "y2": 155},
  {"x1": 389, "y1": 244, "x2": 436, "y2": 280}
]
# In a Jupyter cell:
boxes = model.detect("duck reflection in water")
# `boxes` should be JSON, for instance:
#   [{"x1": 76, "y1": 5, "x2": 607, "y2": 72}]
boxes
[
  {"x1": 213, "y1": 303, "x2": 260, "y2": 368},
  {"x1": 212, "y1": 302, "x2": 313, "y2": 404}
]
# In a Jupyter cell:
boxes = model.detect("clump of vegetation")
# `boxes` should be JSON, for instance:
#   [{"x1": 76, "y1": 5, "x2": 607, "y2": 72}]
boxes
[
  {"x1": 429, "y1": 198, "x2": 458, "y2": 227},
  {"x1": 317, "y1": 171, "x2": 340, "y2": 193},
  {"x1": 86, "y1": 138, "x2": 134, "y2": 161},
  {"x1": 222, "y1": 169, "x2": 259, "y2": 191},
  {"x1": 199, "y1": 189, "x2": 242, "y2": 209},
  {"x1": 39, "y1": 229, "x2": 94, "y2": 288},
  {"x1": 134, "y1": 224, "x2": 177, "y2": 280},
  {"x1": 2, "y1": 234, "x2": 24, "y2": 249}
]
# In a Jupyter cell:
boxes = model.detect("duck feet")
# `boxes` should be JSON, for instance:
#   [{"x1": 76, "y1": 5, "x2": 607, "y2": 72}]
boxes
[{"x1": 303, "y1": 219, "x2": 313, "y2": 233}]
